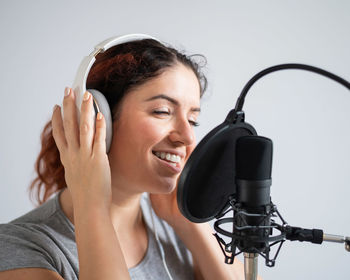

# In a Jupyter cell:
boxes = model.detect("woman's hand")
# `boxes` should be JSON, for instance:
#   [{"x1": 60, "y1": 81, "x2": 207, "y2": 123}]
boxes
[{"x1": 51, "y1": 87, "x2": 112, "y2": 210}]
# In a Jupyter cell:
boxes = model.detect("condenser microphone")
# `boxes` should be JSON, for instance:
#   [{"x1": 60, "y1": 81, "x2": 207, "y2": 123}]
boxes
[{"x1": 235, "y1": 135, "x2": 273, "y2": 280}]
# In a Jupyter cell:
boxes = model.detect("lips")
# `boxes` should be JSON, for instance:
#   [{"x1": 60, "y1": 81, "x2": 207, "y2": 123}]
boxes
[
  {"x1": 152, "y1": 150, "x2": 183, "y2": 173},
  {"x1": 153, "y1": 151, "x2": 180, "y2": 164}
]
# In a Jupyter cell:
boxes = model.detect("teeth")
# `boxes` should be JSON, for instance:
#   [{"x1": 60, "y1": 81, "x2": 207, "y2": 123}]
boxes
[{"x1": 154, "y1": 151, "x2": 181, "y2": 163}]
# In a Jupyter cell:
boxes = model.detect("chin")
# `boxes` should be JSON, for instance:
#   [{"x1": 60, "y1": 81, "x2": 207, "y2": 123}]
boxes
[{"x1": 150, "y1": 178, "x2": 177, "y2": 194}]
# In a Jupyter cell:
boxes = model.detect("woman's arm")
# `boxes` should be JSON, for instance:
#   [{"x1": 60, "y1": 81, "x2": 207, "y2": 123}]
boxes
[
  {"x1": 51, "y1": 88, "x2": 130, "y2": 280},
  {"x1": 173, "y1": 221, "x2": 245, "y2": 280},
  {"x1": 72, "y1": 201, "x2": 130, "y2": 280}
]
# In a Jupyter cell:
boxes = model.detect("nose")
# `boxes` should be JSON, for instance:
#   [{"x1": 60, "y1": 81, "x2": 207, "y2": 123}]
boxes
[{"x1": 169, "y1": 116, "x2": 195, "y2": 146}]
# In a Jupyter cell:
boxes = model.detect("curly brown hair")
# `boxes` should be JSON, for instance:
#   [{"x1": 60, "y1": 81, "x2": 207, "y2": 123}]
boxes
[{"x1": 29, "y1": 39, "x2": 207, "y2": 206}]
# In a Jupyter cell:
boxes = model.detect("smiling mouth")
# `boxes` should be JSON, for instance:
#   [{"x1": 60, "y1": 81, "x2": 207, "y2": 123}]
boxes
[{"x1": 152, "y1": 151, "x2": 181, "y2": 167}]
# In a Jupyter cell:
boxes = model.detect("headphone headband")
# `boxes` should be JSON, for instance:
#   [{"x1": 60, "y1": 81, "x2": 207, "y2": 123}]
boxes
[
  {"x1": 72, "y1": 33, "x2": 160, "y2": 108},
  {"x1": 93, "y1": 34, "x2": 159, "y2": 54}
]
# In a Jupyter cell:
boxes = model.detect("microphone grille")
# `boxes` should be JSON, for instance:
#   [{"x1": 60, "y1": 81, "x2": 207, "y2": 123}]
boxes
[{"x1": 236, "y1": 136, "x2": 273, "y2": 180}]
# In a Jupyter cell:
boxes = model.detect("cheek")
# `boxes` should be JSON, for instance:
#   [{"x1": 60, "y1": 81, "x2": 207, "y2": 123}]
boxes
[
  {"x1": 134, "y1": 117, "x2": 168, "y2": 147},
  {"x1": 185, "y1": 140, "x2": 197, "y2": 162},
  {"x1": 190, "y1": 133, "x2": 197, "y2": 151},
  {"x1": 186, "y1": 143, "x2": 195, "y2": 156}
]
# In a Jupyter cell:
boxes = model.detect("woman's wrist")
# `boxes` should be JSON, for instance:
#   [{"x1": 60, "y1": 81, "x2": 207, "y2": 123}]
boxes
[
  {"x1": 73, "y1": 199, "x2": 112, "y2": 225},
  {"x1": 70, "y1": 190, "x2": 111, "y2": 213}
]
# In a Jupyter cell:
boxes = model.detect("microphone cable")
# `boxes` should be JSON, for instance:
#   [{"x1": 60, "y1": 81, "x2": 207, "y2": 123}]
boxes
[{"x1": 145, "y1": 193, "x2": 174, "y2": 280}]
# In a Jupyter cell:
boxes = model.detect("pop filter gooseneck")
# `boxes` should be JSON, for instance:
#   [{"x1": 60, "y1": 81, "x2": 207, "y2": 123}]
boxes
[{"x1": 235, "y1": 63, "x2": 350, "y2": 112}]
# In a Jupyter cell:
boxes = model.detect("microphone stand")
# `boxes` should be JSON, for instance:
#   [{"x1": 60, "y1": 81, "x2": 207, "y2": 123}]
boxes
[
  {"x1": 244, "y1": 253, "x2": 258, "y2": 280},
  {"x1": 241, "y1": 233, "x2": 350, "y2": 280},
  {"x1": 323, "y1": 234, "x2": 350, "y2": 251}
]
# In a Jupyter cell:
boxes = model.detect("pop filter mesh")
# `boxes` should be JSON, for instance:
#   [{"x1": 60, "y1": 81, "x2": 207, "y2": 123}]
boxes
[{"x1": 178, "y1": 122, "x2": 256, "y2": 222}]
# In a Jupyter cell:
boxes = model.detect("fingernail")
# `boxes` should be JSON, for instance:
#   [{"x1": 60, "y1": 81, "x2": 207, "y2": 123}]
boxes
[
  {"x1": 53, "y1": 104, "x2": 59, "y2": 112},
  {"x1": 97, "y1": 112, "x2": 103, "y2": 120},
  {"x1": 64, "y1": 87, "x2": 70, "y2": 97},
  {"x1": 83, "y1": 91, "x2": 90, "y2": 101}
]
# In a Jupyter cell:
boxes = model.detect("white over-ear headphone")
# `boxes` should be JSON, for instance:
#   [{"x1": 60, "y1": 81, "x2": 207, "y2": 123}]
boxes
[{"x1": 71, "y1": 34, "x2": 159, "y2": 152}]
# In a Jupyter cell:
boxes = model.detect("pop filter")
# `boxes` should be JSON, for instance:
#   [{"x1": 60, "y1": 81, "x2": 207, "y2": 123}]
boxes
[{"x1": 177, "y1": 110, "x2": 257, "y2": 223}]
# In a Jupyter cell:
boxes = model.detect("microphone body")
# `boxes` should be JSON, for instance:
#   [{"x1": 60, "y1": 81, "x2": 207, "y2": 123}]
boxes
[{"x1": 235, "y1": 136, "x2": 273, "y2": 280}]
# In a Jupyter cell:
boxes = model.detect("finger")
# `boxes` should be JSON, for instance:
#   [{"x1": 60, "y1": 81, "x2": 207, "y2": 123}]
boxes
[
  {"x1": 79, "y1": 91, "x2": 95, "y2": 153},
  {"x1": 93, "y1": 112, "x2": 107, "y2": 155},
  {"x1": 52, "y1": 105, "x2": 68, "y2": 153},
  {"x1": 62, "y1": 87, "x2": 79, "y2": 150}
]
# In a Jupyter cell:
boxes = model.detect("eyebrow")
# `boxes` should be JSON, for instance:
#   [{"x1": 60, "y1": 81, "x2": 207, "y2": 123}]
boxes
[{"x1": 144, "y1": 94, "x2": 201, "y2": 112}]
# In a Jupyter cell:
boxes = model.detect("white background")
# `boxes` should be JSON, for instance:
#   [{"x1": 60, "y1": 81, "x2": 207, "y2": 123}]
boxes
[{"x1": 0, "y1": 1, "x2": 349, "y2": 279}]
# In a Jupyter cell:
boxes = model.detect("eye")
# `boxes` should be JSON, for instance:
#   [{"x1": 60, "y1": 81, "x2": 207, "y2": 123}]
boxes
[
  {"x1": 189, "y1": 120, "x2": 199, "y2": 127},
  {"x1": 153, "y1": 110, "x2": 170, "y2": 115},
  {"x1": 152, "y1": 107, "x2": 171, "y2": 116},
  {"x1": 189, "y1": 119, "x2": 199, "y2": 127}
]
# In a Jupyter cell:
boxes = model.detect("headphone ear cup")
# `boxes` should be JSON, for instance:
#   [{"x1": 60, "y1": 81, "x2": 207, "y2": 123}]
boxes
[{"x1": 87, "y1": 89, "x2": 113, "y2": 153}]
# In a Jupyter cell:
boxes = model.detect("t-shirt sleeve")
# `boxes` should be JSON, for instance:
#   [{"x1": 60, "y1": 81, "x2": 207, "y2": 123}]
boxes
[{"x1": 0, "y1": 223, "x2": 59, "y2": 273}]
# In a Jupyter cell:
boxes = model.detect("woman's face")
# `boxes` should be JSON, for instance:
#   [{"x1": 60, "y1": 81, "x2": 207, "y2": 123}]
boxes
[{"x1": 108, "y1": 63, "x2": 201, "y2": 195}]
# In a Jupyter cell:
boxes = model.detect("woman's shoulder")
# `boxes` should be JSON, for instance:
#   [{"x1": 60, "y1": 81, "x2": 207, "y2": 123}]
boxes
[
  {"x1": 0, "y1": 190, "x2": 75, "y2": 250},
  {"x1": 0, "y1": 191, "x2": 78, "y2": 279},
  {"x1": 1, "y1": 191, "x2": 73, "y2": 237},
  {"x1": 10, "y1": 191, "x2": 69, "y2": 223}
]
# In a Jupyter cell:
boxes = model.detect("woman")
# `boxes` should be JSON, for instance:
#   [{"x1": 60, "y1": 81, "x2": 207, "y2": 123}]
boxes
[{"x1": 0, "y1": 38, "x2": 245, "y2": 279}]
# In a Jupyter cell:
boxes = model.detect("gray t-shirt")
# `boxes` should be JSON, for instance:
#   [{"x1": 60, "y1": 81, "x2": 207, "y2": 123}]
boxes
[{"x1": 0, "y1": 191, "x2": 194, "y2": 279}]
